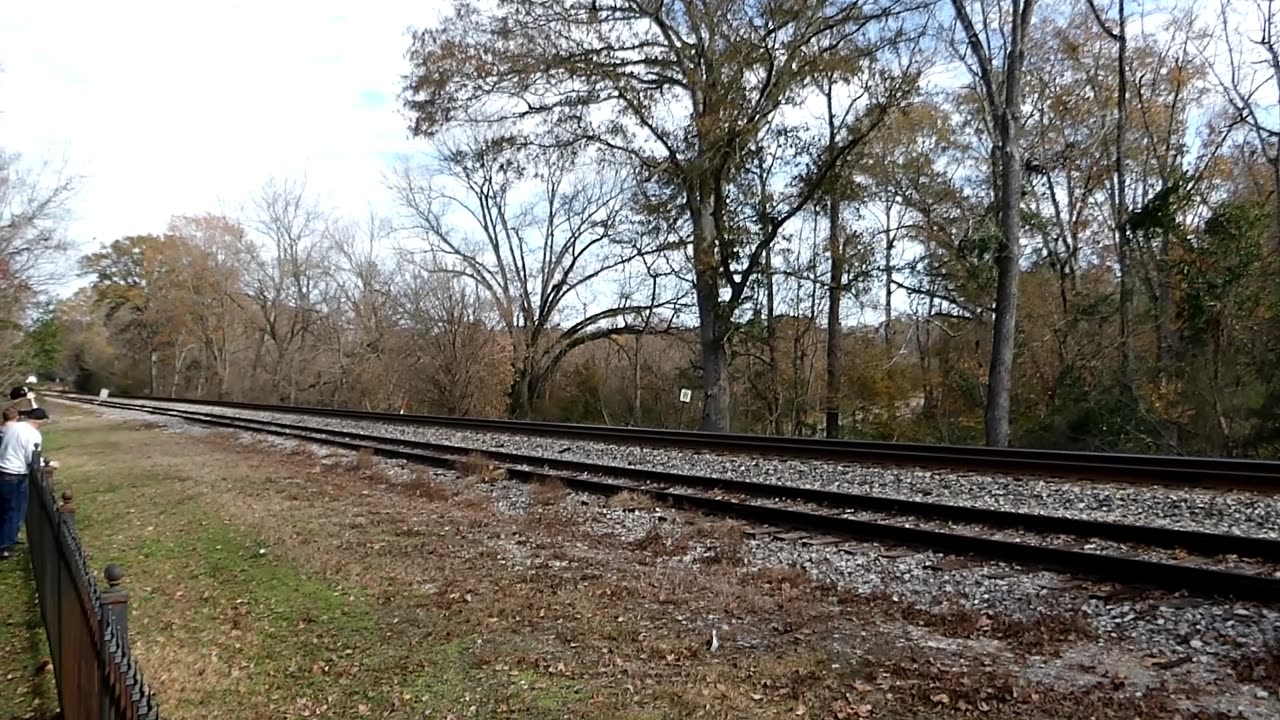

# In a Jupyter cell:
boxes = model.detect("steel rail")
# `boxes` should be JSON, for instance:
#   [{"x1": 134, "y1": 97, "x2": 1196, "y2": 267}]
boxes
[
  {"x1": 54, "y1": 392, "x2": 1280, "y2": 490},
  {"x1": 59, "y1": 395, "x2": 1280, "y2": 602},
  {"x1": 83, "y1": 397, "x2": 1280, "y2": 562}
]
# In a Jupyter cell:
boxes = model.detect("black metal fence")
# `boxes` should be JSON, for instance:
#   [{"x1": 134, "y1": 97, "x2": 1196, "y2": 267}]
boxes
[{"x1": 26, "y1": 449, "x2": 162, "y2": 719}]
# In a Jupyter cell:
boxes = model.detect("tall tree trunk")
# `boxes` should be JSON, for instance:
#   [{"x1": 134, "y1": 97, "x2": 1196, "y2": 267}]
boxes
[
  {"x1": 217, "y1": 344, "x2": 229, "y2": 399},
  {"x1": 148, "y1": 341, "x2": 157, "y2": 397},
  {"x1": 916, "y1": 314, "x2": 936, "y2": 416},
  {"x1": 884, "y1": 200, "x2": 894, "y2": 348},
  {"x1": 250, "y1": 330, "x2": 267, "y2": 395},
  {"x1": 693, "y1": 189, "x2": 731, "y2": 432},
  {"x1": 826, "y1": 199, "x2": 843, "y2": 439},
  {"x1": 766, "y1": 249, "x2": 783, "y2": 435},
  {"x1": 824, "y1": 84, "x2": 843, "y2": 439},
  {"x1": 1091, "y1": 0, "x2": 1134, "y2": 390},
  {"x1": 1157, "y1": 242, "x2": 1177, "y2": 373},
  {"x1": 1115, "y1": 0, "x2": 1134, "y2": 392},
  {"x1": 1271, "y1": 157, "x2": 1280, "y2": 254},
  {"x1": 510, "y1": 364, "x2": 534, "y2": 419},
  {"x1": 952, "y1": 0, "x2": 1038, "y2": 447},
  {"x1": 986, "y1": 100, "x2": 1026, "y2": 448},
  {"x1": 631, "y1": 333, "x2": 642, "y2": 425},
  {"x1": 698, "y1": 324, "x2": 731, "y2": 432},
  {"x1": 170, "y1": 346, "x2": 182, "y2": 398}
]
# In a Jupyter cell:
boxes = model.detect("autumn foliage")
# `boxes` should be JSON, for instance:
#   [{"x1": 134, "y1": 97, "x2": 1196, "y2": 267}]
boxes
[{"x1": 29, "y1": 0, "x2": 1280, "y2": 458}]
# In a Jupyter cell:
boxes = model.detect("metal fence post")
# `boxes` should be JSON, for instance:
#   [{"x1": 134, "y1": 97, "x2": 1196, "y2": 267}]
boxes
[
  {"x1": 58, "y1": 490, "x2": 75, "y2": 531},
  {"x1": 100, "y1": 564, "x2": 130, "y2": 653}
]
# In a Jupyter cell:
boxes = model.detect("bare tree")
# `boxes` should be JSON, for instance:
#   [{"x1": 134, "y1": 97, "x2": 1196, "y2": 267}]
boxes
[
  {"x1": 949, "y1": 0, "x2": 1041, "y2": 447},
  {"x1": 166, "y1": 214, "x2": 252, "y2": 398},
  {"x1": 241, "y1": 179, "x2": 329, "y2": 403},
  {"x1": 823, "y1": 81, "x2": 848, "y2": 439},
  {"x1": 393, "y1": 131, "x2": 669, "y2": 417},
  {"x1": 0, "y1": 151, "x2": 76, "y2": 299},
  {"x1": 320, "y1": 212, "x2": 399, "y2": 408},
  {"x1": 401, "y1": 0, "x2": 924, "y2": 431},
  {"x1": 1086, "y1": 0, "x2": 1134, "y2": 389},
  {"x1": 394, "y1": 266, "x2": 514, "y2": 417},
  {"x1": 1211, "y1": 0, "x2": 1280, "y2": 251}
]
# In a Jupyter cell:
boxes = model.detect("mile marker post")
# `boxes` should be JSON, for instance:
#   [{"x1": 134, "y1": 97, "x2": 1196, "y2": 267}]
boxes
[{"x1": 678, "y1": 387, "x2": 692, "y2": 429}]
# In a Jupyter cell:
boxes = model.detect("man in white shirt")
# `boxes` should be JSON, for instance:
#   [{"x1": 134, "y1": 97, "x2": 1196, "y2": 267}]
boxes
[{"x1": 0, "y1": 407, "x2": 48, "y2": 559}]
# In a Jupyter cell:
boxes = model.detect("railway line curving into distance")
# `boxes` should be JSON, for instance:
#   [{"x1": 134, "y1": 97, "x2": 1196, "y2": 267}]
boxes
[{"x1": 51, "y1": 392, "x2": 1280, "y2": 603}]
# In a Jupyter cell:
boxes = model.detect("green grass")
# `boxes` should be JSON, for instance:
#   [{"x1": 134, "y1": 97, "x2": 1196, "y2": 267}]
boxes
[
  {"x1": 30, "y1": 418, "x2": 589, "y2": 719},
  {"x1": 0, "y1": 423, "x2": 66, "y2": 720},
  {"x1": 0, "y1": 545, "x2": 57, "y2": 720}
]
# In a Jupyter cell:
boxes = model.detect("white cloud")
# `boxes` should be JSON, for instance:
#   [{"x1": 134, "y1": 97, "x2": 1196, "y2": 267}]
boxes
[{"x1": 0, "y1": 0, "x2": 424, "y2": 265}]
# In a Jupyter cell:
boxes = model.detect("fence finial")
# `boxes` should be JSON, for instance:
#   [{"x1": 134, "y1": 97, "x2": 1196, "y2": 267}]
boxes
[
  {"x1": 101, "y1": 564, "x2": 131, "y2": 652},
  {"x1": 58, "y1": 490, "x2": 76, "y2": 529}
]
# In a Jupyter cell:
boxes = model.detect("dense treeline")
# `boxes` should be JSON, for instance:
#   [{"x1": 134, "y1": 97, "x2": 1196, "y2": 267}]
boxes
[{"x1": 17, "y1": 0, "x2": 1280, "y2": 457}]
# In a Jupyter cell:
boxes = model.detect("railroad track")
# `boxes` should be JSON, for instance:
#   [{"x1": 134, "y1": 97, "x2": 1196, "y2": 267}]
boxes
[
  {"x1": 53, "y1": 392, "x2": 1280, "y2": 490},
  {"x1": 54, "y1": 394, "x2": 1280, "y2": 603}
]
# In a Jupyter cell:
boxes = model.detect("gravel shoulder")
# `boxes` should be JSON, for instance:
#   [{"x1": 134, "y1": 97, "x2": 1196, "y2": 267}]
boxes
[{"x1": 54, "y1": 399, "x2": 1280, "y2": 719}]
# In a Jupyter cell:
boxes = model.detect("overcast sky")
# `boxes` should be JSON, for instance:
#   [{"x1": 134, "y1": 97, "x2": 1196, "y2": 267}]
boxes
[{"x1": 0, "y1": 0, "x2": 425, "y2": 265}]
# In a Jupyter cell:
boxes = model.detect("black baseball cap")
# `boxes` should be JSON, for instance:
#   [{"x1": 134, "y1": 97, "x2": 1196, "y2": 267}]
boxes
[
  {"x1": 26, "y1": 408, "x2": 48, "y2": 421},
  {"x1": 9, "y1": 387, "x2": 28, "y2": 400}
]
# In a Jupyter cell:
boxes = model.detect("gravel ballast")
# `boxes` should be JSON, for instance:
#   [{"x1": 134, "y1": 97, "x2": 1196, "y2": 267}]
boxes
[
  {"x1": 64, "y1": 398, "x2": 1280, "y2": 719},
  {"x1": 96, "y1": 397, "x2": 1280, "y2": 540}
]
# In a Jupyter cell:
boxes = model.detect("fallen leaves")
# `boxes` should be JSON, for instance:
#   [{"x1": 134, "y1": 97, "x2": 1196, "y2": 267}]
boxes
[{"x1": 829, "y1": 697, "x2": 875, "y2": 718}]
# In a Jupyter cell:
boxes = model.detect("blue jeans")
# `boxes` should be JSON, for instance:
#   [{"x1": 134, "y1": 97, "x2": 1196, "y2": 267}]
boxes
[{"x1": 0, "y1": 473, "x2": 27, "y2": 550}]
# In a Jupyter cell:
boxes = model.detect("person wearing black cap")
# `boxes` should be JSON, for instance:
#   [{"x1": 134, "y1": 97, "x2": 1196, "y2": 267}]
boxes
[
  {"x1": 8, "y1": 386, "x2": 36, "y2": 416},
  {"x1": 0, "y1": 407, "x2": 49, "y2": 559}
]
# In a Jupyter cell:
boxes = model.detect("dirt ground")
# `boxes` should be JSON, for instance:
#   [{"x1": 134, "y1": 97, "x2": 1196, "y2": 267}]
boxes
[{"x1": 1, "y1": 402, "x2": 1265, "y2": 719}]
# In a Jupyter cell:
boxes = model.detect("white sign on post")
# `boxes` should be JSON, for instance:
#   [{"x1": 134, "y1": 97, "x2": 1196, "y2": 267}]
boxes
[
  {"x1": 679, "y1": 388, "x2": 692, "y2": 404},
  {"x1": 98, "y1": 388, "x2": 111, "y2": 402}
]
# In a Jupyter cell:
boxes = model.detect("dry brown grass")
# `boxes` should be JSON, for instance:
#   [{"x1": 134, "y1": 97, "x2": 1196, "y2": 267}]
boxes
[
  {"x1": 454, "y1": 452, "x2": 506, "y2": 482},
  {"x1": 630, "y1": 523, "x2": 665, "y2": 553},
  {"x1": 514, "y1": 504, "x2": 578, "y2": 537},
  {"x1": 687, "y1": 518, "x2": 746, "y2": 565},
  {"x1": 453, "y1": 491, "x2": 493, "y2": 513},
  {"x1": 413, "y1": 471, "x2": 455, "y2": 502},
  {"x1": 605, "y1": 489, "x2": 657, "y2": 510},
  {"x1": 527, "y1": 478, "x2": 567, "y2": 506},
  {"x1": 629, "y1": 523, "x2": 689, "y2": 557},
  {"x1": 749, "y1": 565, "x2": 813, "y2": 589},
  {"x1": 354, "y1": 447, "x2": 376, "y2": 471}
]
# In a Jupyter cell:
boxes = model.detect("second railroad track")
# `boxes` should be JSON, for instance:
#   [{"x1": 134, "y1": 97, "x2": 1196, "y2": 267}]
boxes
[
  {"x1": 58, "y1": 392, "x2": 1280, "y2": 491},
  {"x1": 55, "y1": 394, "x2": 1280, "y2": 603}
]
